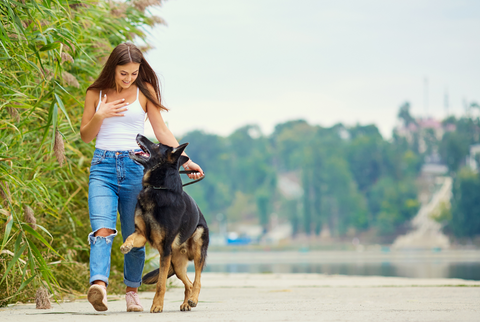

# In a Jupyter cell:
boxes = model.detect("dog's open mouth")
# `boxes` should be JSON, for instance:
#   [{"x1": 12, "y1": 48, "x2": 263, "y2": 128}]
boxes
[
  {"x1": 134, "y1": 150, "x2": 149, "y2": 158},
  {"x1": 135, "y1": 141, "x2": 150, "y2": 158}
]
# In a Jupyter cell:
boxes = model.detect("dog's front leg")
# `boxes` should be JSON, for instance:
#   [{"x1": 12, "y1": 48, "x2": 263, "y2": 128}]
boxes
[
  {"x1": 151, "y1": 252, "x2": 172, "y2": 313},
  {"x1": 120, "y1": 231, "x2": 146, "y2": 254},
  {"x1": 121, "y1": 215, "x2": 147, "y2": 254}
]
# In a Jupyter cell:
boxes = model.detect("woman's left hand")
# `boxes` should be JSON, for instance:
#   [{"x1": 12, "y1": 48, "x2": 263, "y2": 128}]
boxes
[{"x1": 183, "y1": 160, "x2": 204, "y2": 179}]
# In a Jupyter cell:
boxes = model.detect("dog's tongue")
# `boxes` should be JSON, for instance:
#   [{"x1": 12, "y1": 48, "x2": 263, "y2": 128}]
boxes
[{"x1": 135, "y1": 151, "x2": 149, "y2": 157}]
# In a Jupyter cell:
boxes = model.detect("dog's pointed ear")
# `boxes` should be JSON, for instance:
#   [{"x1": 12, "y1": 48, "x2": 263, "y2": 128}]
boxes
[
  {"x1": 170, "y1": 143, "x2": 189, "y2": 165},
  {"x1": 171, "y1": 142, "x2": 189, "y2": 156},
  {"x1": 178, "y1": 155, "x2": 190, "y2": 169}
]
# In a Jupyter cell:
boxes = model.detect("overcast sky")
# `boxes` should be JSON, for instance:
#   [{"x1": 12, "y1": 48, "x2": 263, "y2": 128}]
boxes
[{"x1": 144, "y1": 0, "x2": 480, "y2": 138}]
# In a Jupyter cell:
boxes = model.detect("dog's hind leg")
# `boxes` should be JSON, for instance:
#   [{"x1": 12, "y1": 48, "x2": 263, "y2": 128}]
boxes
[
  {"x1": 188, "y1": 227, "x2": 208, "y2": 308},
  {"x1": 151, "y1": 251, "x2": 172, "y2": 313},
  {"x1": 171, "y1": 247, "x2": 193, "y2": 311}
]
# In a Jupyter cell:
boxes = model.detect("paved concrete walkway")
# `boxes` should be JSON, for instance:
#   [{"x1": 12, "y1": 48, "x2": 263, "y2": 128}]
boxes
[{"x1": 1, "y1": 273, "x2": 479, "y2": 321}]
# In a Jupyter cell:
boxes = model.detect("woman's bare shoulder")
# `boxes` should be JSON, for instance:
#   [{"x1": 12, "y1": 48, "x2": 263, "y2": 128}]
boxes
[
  {"x1": 85, "y1": 88, "x2": 102, "y2": 109},
  {"x1": 86, "y1": 88, "x2": 102, "y2": 99}
]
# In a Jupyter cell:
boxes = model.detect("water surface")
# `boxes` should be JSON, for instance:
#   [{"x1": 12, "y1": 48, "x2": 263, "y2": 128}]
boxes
[{"x1": 187, "y1": 250, "x2": 480, "y2": 280}]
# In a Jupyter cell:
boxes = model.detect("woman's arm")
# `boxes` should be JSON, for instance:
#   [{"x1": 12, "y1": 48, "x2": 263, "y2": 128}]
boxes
[
  {"x1": 145, "y1": 84, "x2": 204, "y2": 178},
  {"x1": 80, "y1": 90, "x2": 129, "y2": 143}
]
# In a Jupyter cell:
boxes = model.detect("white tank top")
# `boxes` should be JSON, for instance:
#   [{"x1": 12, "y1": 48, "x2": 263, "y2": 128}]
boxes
[{"x1": 94, "y1": 87, "x2": 146, "y2": 151}]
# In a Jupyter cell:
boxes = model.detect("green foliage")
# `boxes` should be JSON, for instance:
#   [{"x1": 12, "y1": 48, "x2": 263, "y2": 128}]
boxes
[
  {"x1": 272, "y1": 120, "x2": 317, "y2": 171},
  {"x1": 439, "y1": 131, "x2": 470, "y2": 173},
  {"x1": 182, "y1": 118, "x2": 422, "y2": 239},
  {"x1": 321, "y1": 156, "x2": 368, "y2": 236},
  {"x1": 368, "y1": 177, "x2": 419, "y2": 234},
  {"x1": 398, "y1": 102, "x2": 416, "y2": 127},
  {"x1": 347, "y1": 125, "x2": 384, "y2": 192},
  {"x1": 449, "y1": 168, "x2": 480, "y2": 238},
  {"x1": 437, "y1": 112, "x2": 480, "y2": 238},
  {"x1": 182, "y1": 125, "x2": 276, "y2": 228},
  {"x1": 0, "y1": 0, "x2": 163, "y2": 306}
]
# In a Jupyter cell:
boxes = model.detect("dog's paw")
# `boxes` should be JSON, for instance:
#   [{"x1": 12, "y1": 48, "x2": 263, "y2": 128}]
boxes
[
  {"x1": 180, "y1": 303, "x2": 191, "y2": 311},
  {"x1": 187, "y1": 299, "x2": 197, "y2": 308},
  {"x1": 120, "y1": 243, "x2": 133, "y2": 254},
  {"x1": 150, "y1": 305, "x2": 163, "y2": 313}
]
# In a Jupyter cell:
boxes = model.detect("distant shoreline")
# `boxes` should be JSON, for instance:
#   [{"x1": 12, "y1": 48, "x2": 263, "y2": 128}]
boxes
[{"x1": 204, "y1": 249, "x2": 480, "y2": 264}]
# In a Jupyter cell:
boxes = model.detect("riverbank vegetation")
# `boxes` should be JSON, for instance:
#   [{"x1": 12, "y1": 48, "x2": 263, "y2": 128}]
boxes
[
  {"x1": 182, "y1": 105, "x2": 480, "y2": 243},
  {"x1": 0, "y1": 0, "x2": 164, "y2": 306}
]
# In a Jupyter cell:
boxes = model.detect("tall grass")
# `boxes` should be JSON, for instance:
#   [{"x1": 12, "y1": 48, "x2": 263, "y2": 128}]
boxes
[{"x1": 0, "y1": 0, "x2": 163, "y2": 306}]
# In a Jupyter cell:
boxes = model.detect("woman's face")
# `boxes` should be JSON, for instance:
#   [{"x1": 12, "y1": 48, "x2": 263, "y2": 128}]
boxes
[{"x1": 115, "y1": 62, "x2": 140, "y2": 89}]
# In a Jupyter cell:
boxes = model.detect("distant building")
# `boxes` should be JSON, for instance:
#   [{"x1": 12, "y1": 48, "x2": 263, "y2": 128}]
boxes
[{"x1": 395, "y1": 117, "x2": 447, "y2": 154}]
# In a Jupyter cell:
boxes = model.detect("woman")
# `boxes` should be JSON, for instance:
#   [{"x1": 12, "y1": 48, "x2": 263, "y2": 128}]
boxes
[{"x1": 80, "y1": 43, "x2": 204, "y2": 312}]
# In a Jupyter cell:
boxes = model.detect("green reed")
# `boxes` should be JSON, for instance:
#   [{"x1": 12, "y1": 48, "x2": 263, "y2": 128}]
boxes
[{"x1": 0, "y1": 0, "x2": 163, "y2": 305}]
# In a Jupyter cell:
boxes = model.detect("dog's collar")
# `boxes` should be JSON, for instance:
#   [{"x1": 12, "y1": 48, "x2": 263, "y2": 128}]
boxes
[
  {"x1": 143, "y1": 182, "x2": 170, "y2": 190},
  {"x1": 151, "y1": 185, "x2": 168, "y2": 190},
  {"x1": 145, "y1": 170, "x2": 205, "y2": 190}
]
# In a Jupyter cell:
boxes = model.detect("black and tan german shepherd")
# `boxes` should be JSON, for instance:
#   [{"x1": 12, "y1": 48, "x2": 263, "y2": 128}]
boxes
[{"x1": 120, "y1": 134, "x2": 209, "y2": 313}]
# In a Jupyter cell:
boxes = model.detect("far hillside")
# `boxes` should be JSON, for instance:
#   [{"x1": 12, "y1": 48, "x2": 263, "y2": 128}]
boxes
[{"x1": 180, "y1": 102, "x2": 480, "y2": 245}]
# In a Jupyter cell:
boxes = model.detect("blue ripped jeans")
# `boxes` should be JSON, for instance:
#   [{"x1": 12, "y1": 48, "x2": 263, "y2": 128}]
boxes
[{"x1": 88, "y1": 149, "x2": 145, "y2": 287}]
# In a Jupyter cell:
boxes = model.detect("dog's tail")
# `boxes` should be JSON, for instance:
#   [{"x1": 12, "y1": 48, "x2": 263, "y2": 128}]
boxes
[{"x1": 142, "y1": 265, "x2": 176, "y2": 284}]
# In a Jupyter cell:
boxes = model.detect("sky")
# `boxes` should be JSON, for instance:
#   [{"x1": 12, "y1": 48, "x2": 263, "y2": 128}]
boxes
[{"x1": 144, "y1": 0, "x2": 480, "y2": 139}]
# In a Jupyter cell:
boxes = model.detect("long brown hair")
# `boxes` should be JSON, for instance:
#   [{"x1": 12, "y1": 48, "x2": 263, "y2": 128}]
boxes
[{"x1": 87, "y1": 42, "x2": 167, "y2": 111}]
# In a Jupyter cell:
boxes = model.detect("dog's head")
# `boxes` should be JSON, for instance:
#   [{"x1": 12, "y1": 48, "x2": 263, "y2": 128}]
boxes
[{"x1": 129, "y1": 134, "x2": 189, "y2": 172}]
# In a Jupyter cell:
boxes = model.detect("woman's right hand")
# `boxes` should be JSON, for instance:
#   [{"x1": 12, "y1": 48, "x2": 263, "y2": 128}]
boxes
[{"x1": 96, "y1": 94, "x2": 129, "y2": 119}]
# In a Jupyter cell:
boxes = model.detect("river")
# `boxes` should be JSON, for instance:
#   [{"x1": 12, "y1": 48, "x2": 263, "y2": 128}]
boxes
[{"x1": 185, "y1": 249, "x2": 480, "y2": 280}]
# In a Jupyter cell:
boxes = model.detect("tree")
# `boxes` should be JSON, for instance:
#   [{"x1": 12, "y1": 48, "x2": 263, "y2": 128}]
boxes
[
  {"x1": 439, "y1": 132, "x2": 470, "y2": 173},
  {"x1": 346, "y1": 126, "x2": 384, "y2": 192},
  {"x1": 321, "y1": 157, "x2": 368, "y2": 236},
  {"x1": 271, "y1": 120, "x2": 317, "y2": 171},
  {"x1": 397, "y1": 102, "x2": 416, "y2": 127},
  {"x1": 449, "y1": 168, "x2": 480, "y2": 238},
  {"x1": 368, "y1": 177, "x2": 419, "y2": 235}
]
